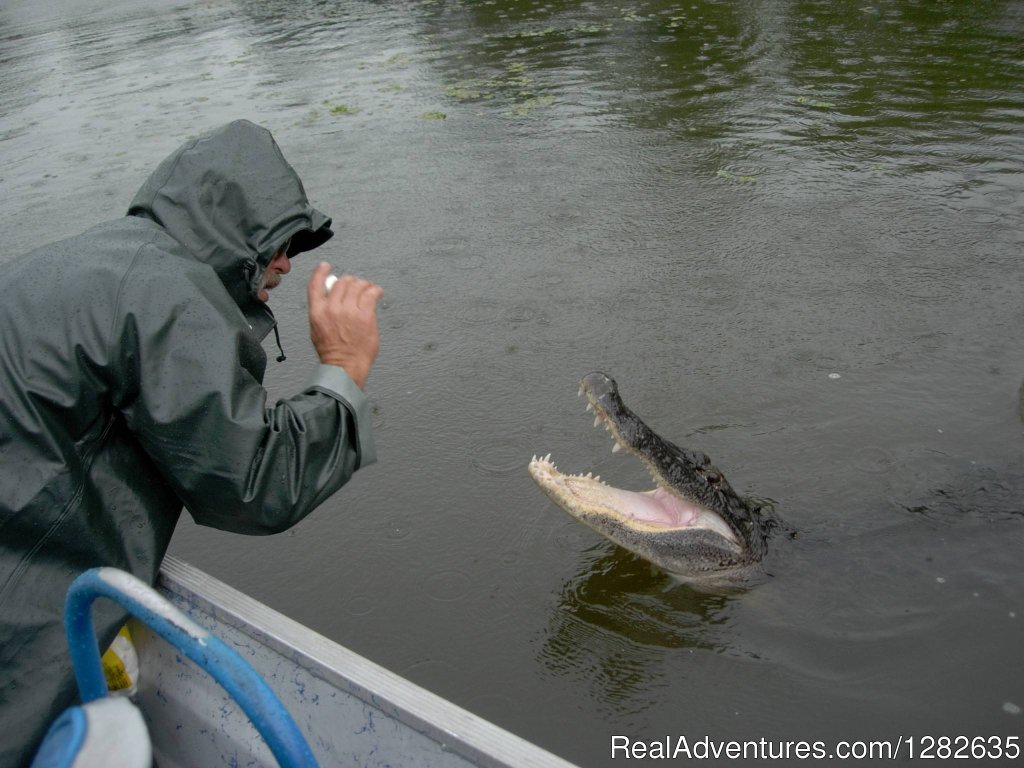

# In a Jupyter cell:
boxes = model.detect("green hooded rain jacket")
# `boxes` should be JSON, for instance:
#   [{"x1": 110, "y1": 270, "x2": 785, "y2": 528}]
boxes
[{"x1": 0, "y1": 120, "x2": 376, "y2": 766}]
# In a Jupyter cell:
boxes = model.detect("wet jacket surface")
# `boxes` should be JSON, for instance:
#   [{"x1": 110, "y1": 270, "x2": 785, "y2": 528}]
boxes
[{"x1": 0, "y1": 120, "x2": 376, "y2": 766}]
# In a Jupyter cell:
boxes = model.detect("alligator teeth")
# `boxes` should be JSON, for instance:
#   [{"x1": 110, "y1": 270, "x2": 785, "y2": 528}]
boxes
[
  {"x1": 593, "y1": 415, "x2": 601, "y2": 428},
  {"x1": 578, "y1": 387, "x2": 583, "y2": 398},
  {"x1": 585, "y1": 403, "x2": 593, "y2": 413},
  {"x1": 612, "y1": 442, "x2": 621, "y2": 453}
]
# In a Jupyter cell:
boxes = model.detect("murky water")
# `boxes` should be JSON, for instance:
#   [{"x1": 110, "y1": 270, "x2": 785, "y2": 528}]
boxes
[{"x1": 3, "y1": 0, "x2": 1023, "y2": 764}]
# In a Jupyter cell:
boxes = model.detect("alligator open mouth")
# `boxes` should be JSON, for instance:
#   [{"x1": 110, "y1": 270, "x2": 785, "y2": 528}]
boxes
[
  {"x1": 527, "y1": 456, "x2": 740, "y2": 543},
  {"x1": 528, "y1": 373, "x2": 774, "y2": 578}
]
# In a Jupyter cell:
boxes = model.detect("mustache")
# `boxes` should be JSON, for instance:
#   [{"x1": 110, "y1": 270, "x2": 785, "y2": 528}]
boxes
[{"x1": 259, "y1": 269, "x2": 284, "y2": 294}]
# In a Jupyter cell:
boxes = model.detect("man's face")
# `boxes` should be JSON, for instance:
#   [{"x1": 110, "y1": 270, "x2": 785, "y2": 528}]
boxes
[{"x1": 258, "y1": 241, "x2": 291, "y2": 302}]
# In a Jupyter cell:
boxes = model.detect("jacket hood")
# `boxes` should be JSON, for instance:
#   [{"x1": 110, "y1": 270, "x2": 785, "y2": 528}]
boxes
[{"x1": 127, "y1": 120, "x2": 333, "y2": 314}]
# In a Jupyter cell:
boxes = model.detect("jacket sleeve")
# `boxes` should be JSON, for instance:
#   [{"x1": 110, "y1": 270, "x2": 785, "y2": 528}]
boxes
[{"x1": 116, "y1": 259, "x2": 376, "y2": 535}]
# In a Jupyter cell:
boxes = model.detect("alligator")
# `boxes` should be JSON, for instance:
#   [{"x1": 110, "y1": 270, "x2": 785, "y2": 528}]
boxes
[{"x1": 528, "y1": 372, "x2": 785, "y2": 582}]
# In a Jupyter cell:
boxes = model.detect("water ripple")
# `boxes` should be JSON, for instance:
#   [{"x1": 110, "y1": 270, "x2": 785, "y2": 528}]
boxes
[
  {"x1": 469, "y1": 435, "x2": 529, "y2": 476},
  {"x1": 423, "y1": 568, "x2": 471, "y2": 602}
]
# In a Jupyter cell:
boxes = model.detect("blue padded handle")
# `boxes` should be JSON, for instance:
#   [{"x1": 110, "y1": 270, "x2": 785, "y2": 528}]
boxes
[{"x1": 64, "y1": 567, "x2": 318, "y2": 768}]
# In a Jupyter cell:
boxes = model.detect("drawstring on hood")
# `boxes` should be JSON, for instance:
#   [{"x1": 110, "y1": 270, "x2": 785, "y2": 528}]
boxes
[{"x1": 273, "y1": 325, "x2": 287, "y2": 363}]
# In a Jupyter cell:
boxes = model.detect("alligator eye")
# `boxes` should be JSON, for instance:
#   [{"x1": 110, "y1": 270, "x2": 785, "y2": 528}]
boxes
[{"x1": 705, "y1": 472, "x2": 720, "y2": 484}]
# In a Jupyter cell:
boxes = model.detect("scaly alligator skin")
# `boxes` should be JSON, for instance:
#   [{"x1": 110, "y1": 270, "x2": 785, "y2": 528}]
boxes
[{"x1": 529, "y1": 373, "x2": 784, "y2": 581}]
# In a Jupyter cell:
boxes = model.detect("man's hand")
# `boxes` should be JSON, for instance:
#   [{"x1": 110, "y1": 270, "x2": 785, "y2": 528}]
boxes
[{"x1": 307, "y1": 262, "x2": 383, "y2": 390}]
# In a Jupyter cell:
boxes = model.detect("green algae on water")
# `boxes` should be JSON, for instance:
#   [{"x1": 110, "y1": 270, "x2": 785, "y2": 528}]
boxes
[
  {"x1": 442, "y1": 60, "x2": 554, "y2": 117},
  {"x1": 795, "y1": 95, "x2": 836, "y2": 109},
  {"x1": 716, "y1": 169, "x2": 757, "y2": 184},
  {"x1": 506, "y1": 95, "x2": 555, "y2": 117}
]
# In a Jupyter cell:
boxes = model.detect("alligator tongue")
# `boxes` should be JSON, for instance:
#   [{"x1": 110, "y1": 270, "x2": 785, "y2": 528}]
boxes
[{"x1": 557, "y1": 478, "x2": 703, "y2": 528}]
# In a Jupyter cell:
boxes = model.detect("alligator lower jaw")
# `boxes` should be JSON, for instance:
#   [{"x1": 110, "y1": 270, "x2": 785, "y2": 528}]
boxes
[{"x1": 528, "y1": 455, "x2": 741, "y2": 544}]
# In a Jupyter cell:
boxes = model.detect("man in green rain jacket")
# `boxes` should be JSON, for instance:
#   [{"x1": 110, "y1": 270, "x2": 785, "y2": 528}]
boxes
[{"x1": 0, "y1": 120, "x2": 383, "y2": 766}]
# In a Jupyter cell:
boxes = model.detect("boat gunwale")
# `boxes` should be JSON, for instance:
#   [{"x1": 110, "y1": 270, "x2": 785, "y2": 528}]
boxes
[{"x1": 156, "y1": 554, "x2": 578, "y2": 768}]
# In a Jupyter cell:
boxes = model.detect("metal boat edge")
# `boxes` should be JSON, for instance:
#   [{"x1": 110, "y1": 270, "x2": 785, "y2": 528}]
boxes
[{"x1": 133, "y1": 554, "x2": 579, "y2": 768}]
